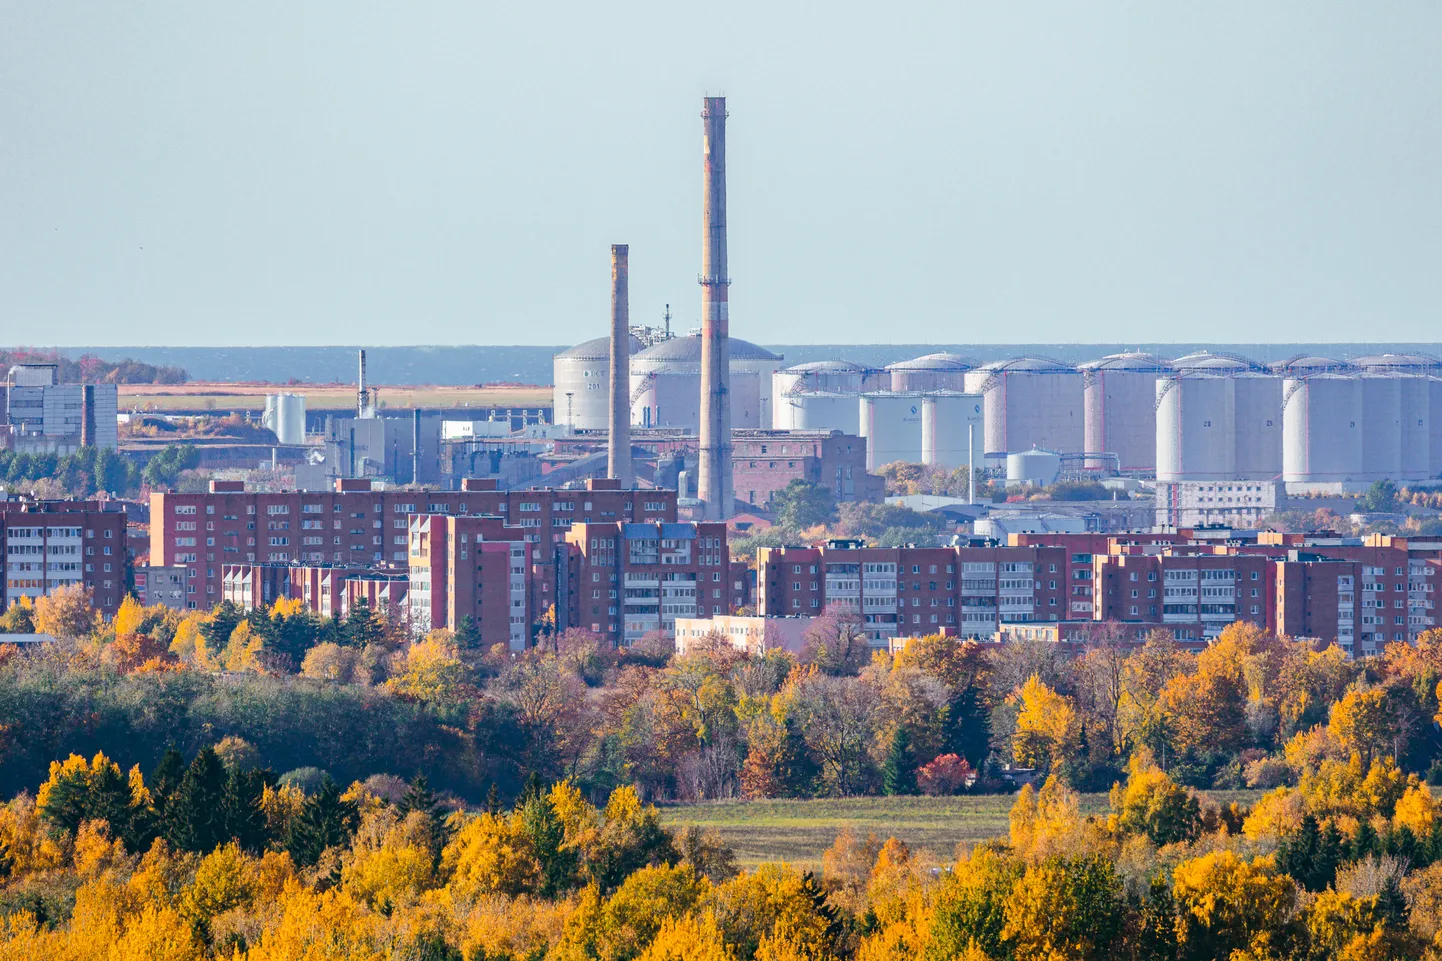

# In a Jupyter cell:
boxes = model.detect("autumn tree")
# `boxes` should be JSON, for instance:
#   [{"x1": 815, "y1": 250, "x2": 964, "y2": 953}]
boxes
[
  {"x1": 32, "y1": 583, "x2": 98, "y2": 640},
  {"x1": 1010, "y1": 675, "x2": 1079, "y2": 774}
]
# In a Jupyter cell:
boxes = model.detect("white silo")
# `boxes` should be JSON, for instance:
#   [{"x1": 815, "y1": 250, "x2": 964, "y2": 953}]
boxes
[
  {"x1": 886, "y1": 353, "x2": 976, "y2": 393},
  {"x1": 1079, "y1": 352, "x2": 1169, "y2": 472},
  {"x1": 1006, "y1": 449, "x2": 1062, "y2": 486},
  {"x1": 860, "y1": 393, "x2": 924, "y2": 470},
  {"x1": 921, "y1": 393, "x2": 984, "y2": 471},
  {"x1": 780, "y1": 391, "x2": 863, "y2": 434},
  {"x1": 273, "y1": 393, "x2": 306, "y2": 445},
  {"x1": 963, "y1": 357, "x2": 1084, "y2": 456},
  {"x1": 1360, "y1": 375, "x2": 1403, "y2": 482},
  {"x1": 1279, "y1": 359, "x2": 1362, "y2": 484},
  {"x1": 553, "y1": 334, "x2": 642, "y2": 431},
  {"x1": 1232, "y1": 372, "x2": 1283, "y2": 480}
]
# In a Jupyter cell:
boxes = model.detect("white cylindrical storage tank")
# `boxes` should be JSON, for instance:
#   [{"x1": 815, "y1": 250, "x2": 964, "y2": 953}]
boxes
[
  {"x1": 1281, "y1": 371, "x2": 1362, "y2": 483},
  {"x1": 886, "y1": 353, "x2": 976, "y2": 393},
  {"x1": 273, "y1": 393, "x2": 306, "y2": 446},
  {"x1": 631, "y1": 370, "x2": 700, "y2": 429},
  {"x1": 1430, "y1": 378, "x2": 1442, "y2": 480},
  {"x1": 1006, "y1": 449, "x2": 1062, "y2": 486},
  {"x1": 773, "y1": 360, "x2": 867, "y2": 401},
  {"x1": 1079, "y1": 352, "x2": 1169, "y2": 471},
  {"x1": 781, "y1": 391, "x2": 862, "y2": 435},
  {"x1": 1360, "y1": 374, "x2": 1403, "y2": 482},
  {"x1": 966, "y1": 357, "x2": 1084, "y2": 456},
  {"x1": 553, "y1": 335, "x2": 641, "y2": 430},
  {"x1": 1232, "y1": 372, "x2": 1283, "y2": 480},
  {"x1": 921, "y1": 392, "x2": 984, "y2": 471},
  {"x1": 1155, "y1": 372, "x2": 1236, "y2": 481},
  {"x1": 860, "y1": 393, "x2": 924, "y2": 470},
  {"x1": 1355, "y1": 354, "x2": 1442, "y2": 481},
  {"x1": 1398, "y1": 376, "x2": 1431, "y2": 481}
]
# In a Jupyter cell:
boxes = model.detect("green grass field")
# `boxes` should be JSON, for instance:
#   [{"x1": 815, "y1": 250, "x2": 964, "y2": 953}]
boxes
[{"x1": 659, "y1": 791, "x2": 1264, "y2": 868}]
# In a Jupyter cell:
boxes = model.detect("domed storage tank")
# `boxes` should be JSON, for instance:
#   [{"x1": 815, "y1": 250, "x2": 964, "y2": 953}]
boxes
[
  {"x1": 860, "y1": 393, "x2": 924, "y2": 470},
  {"x1": 921, "y1": 392, "x2": 984, "y2": 471},
  {"x1": 633, "y1": 370, "x2": 761, "y2": 430},
  {"x1": 1278, "y1": 358, "x2": 1362, "y2": 484},
  {"x1": 778, "y1": 391, "x2": 862, "y2": 434},
  {"x1": 885, "y1": 353, "x2": 976, "y2": 393},
  {"x1": 1079, "y1": 352, "x2": 1169, "y2": 471},
  {"x1": 778, "y1": 360, "x2": 865, "y2": 401},
  {"x1": 629, "y1": 335, "x2": 781, "y2": 431},
  {"x1": 962, "y1": 357, "x2": 1083, "y2": 456},
  {"x1": 554, "y1": 335, "x2": 643, "y2": 430},
  {"x1": 1006, "y1": 448, "x2": 1062, "y2": 487}
]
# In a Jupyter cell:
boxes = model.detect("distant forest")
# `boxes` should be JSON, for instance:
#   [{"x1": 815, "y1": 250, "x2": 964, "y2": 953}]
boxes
[{"x1": 0, "y1": 348, "x2": 187, "y2": 385}]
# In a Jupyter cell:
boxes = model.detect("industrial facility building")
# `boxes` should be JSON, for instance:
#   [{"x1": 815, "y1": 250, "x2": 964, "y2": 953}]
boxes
[
  {"x1": 2, "y1": 364, "x2": 118, "y2": 453},
  {"x1": 884, "y1": 353, "x2": 976, "y2": 393}
]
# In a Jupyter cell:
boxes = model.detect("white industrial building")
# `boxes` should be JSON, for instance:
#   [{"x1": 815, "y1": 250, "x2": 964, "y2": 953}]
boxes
[
  {"x1": 920, "y1": 393, "x2": 984, "y2": 472},
  {"x1": 963, "y1": 357, "x2": 1084, "y2": 456},
  {"x1": 262, "y1": 393, "x2": 307, "y2": 445}
]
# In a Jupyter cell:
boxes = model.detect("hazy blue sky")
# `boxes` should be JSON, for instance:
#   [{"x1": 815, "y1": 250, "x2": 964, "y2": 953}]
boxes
[{"x1": 2, "y1": 3, "x2": 1438, "y2": 347}]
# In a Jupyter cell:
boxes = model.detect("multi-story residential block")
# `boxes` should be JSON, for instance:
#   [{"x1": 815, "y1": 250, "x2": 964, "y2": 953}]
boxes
[
  {"x1": 757, "y1": 541, "x2": 1072, "y2": 643},
  {"x1": 561, "y1": 521, "x2": 742, "y2": 646},
  {"x1": 0, "y1": 498, "x2": 127, "y2": 615},
  {"x1": 406, "y1": 514, "x2": 531, "y2": 650},
  {"x1": 151, "y1": 477, "x2": 675, "y2": 611}
]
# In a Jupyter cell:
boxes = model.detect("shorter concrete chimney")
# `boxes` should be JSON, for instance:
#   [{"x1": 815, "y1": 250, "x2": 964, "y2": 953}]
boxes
[{"x1": 608, "y1": 244, "x2": 632, "y2": 486}]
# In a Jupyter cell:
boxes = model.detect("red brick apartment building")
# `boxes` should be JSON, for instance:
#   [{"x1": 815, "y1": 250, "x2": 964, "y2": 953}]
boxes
[
  {"x1": 759, "y1": 531, "x2": 1442, "y2": 655},
  {"x1": 151, "y1": 477, "x2": 675, "y2": 611},
  {"x1": 561, "y1": 521, "x2": 747, "y2": 646},
  {"x1": 0, "y1": 498, "x2": 128, "y2": 616},
  {"x1": 406, "y1": 514, "x2": 531, "y2": 650}
]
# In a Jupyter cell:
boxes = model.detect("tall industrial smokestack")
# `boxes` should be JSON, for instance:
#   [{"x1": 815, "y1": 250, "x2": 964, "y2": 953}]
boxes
[
  {"x1": 698, "y1": 96, "x2": 733, "y2": 520},
  {"x1": 608, "y1": 244, "x2": 632, "y2": 486},
  {"x1": 357, "y1": 350, "x2": 369, "y2": 418}
]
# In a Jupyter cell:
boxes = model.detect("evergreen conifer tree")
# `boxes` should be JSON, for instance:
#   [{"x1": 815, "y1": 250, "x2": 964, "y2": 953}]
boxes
[
  {"x1": 881, "y1": 727, "x2": 916, "y2": 796},
  {"x1": 485, "y1": 784, "x2": 502, "y2": 816},
  {"x1": 164, "y1": 748, "x2": 229, "y2": 853},
  {"x1": 285, "y1": 776, "x2": 359, "y2": 868},
  {"x1": 521, "y1": 793, "x2": 575, "y2": 897},
  {"x1": 223, "y1": 767, "x2": 273, "y2": 854},
  {"x1": 150, "y1": 748, "x2": 187, "y2": 817}
]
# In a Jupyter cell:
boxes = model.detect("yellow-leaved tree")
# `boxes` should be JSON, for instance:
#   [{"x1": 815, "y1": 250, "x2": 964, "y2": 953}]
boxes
[
  {"x1": 33, "y1": 583, "x2": 99, "y2": 640},
  {"x1": 1009, "y1": 675, "x2": 1078, "y2": 773}
]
